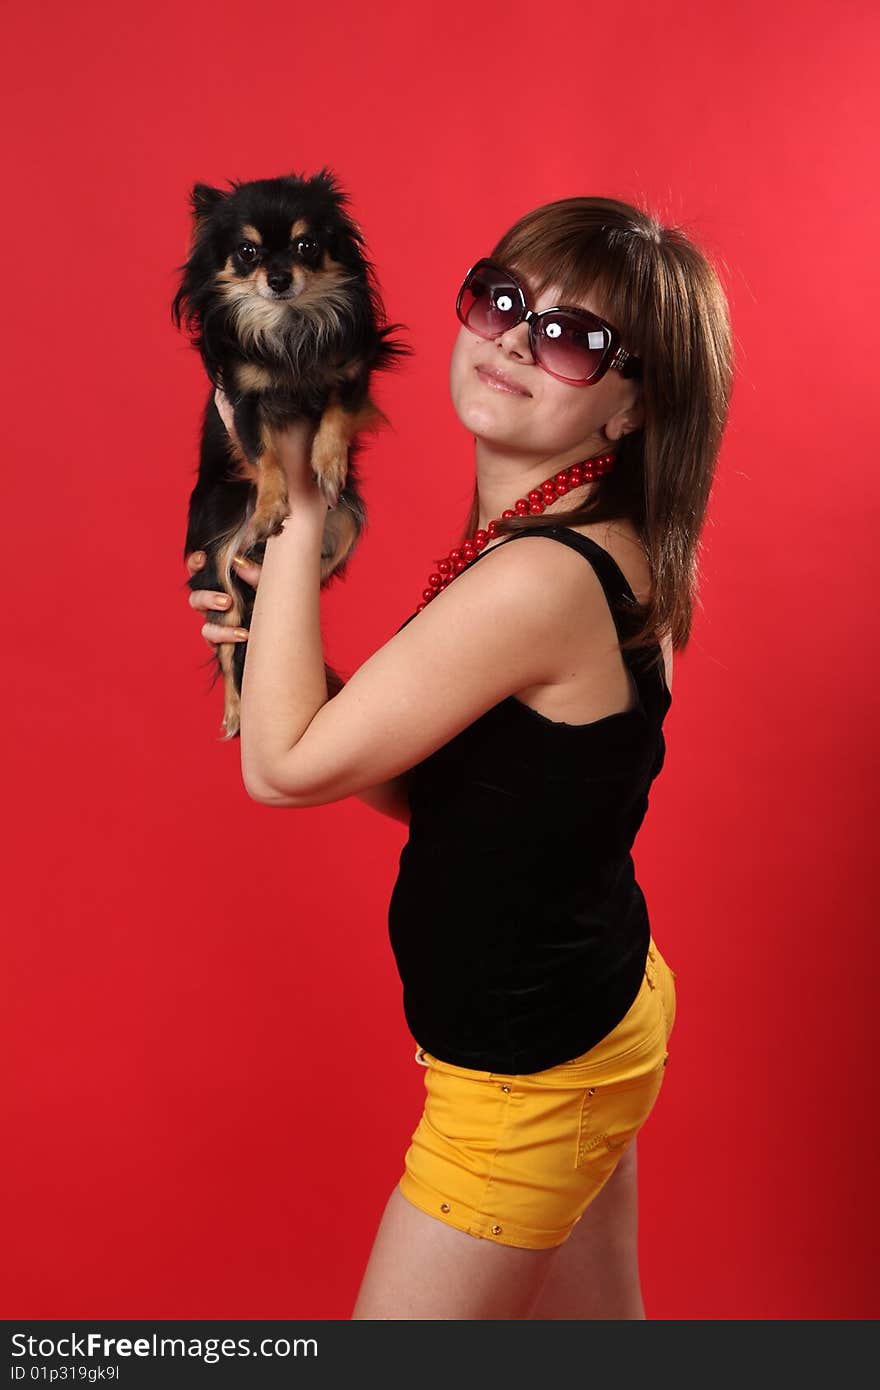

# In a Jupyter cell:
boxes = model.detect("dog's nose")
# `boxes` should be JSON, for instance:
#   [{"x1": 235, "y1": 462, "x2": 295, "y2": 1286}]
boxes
[{"x1": 267, "y1": 271, "x2": 292, "y2": 293}]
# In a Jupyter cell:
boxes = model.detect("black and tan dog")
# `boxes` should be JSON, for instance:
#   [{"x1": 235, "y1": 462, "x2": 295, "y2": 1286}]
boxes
[{"x1": 172, "y1": 168, "x2": 410, "y2": 738}]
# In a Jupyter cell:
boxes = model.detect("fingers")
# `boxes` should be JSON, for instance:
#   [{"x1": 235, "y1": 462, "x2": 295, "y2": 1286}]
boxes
[
  {"x1": 190, "y1": 590, "x2": 249, "y2": 644},
  {"x1": 200, "y1": 621, "x2": 249, "y2": 647},
  {"x1": 232, "y1": 554, "x2": 262, "y2": 586},
  {"x1": 185, "y1": 551, "x2": 249, "y2": 645},
  {"x1": 185, "y1": 549, "x2": 262, "y2": 587},
  {"x1": 188, "y1": 586, "x2": 231, "y2": 614}
]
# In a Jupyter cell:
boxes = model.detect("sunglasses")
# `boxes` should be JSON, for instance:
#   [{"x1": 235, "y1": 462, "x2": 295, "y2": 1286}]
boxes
[{"x1": 456, "y1": 257, "x2": 642, "y2": 387}]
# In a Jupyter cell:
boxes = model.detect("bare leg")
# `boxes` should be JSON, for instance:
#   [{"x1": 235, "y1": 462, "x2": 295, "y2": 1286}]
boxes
[
  {"x1": 527, "y1": 1137, "x2": 644, "y2": 1320},
  {"x1": 351, "y1": 1187, "x2": 560, "y2": 1320}
]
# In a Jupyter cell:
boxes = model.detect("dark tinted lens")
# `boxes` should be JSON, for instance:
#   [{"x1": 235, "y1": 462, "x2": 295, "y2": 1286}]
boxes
[
  {"x1": 457, "y1": 264, "x2": 523, "y2": 338},
  {"x1": 534, "y1": 313, "x2": 610, "y2": 383}
]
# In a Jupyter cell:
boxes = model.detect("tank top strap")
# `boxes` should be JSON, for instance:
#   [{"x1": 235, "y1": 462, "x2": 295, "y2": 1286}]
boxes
[
  {"x1": 396, "y1": 523, "x2": 647, "y2": 657},
  {"x1": 474, "y1": 524, "x2": 640, "y2": 646}
]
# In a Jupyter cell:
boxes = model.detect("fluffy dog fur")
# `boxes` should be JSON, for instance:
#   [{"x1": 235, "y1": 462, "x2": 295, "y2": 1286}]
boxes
[{"x1": 172, "y1": 168, "x2": 410, "y2": 739}]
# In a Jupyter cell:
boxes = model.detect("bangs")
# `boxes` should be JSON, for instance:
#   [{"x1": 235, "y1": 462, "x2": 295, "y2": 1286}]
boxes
[{"x1": 491, "y1": 209, "x2": 655, "y2": 361}]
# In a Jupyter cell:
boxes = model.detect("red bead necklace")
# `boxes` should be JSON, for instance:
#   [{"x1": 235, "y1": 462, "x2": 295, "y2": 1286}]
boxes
[{"x1": 415, "y1": 449, "x2": 617, "y2": 611}]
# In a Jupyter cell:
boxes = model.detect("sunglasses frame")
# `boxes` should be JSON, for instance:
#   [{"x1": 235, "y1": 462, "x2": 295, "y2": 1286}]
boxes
[{"x1": 456, "y1": 257, "x2": 643, "y2": 387}]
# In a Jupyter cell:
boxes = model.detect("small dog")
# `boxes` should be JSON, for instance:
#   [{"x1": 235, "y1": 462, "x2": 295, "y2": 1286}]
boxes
[{"x1": 172, "y1": 168, "x2": 411, "y2": 739}]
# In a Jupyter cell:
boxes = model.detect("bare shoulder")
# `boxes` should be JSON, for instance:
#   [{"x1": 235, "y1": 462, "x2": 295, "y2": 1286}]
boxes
[
  {"x1": 486, "y1": 519, "x2": 674, "y2": 697},
  {"x1": 463, "y1": 526, "x2": 622, "y2": 632},
  {"x1": 420, "y1": 529, "x2": 604, "y2": 638},
  {"x1": 479, "y1": 519, "x2": 649, "y2": 614}
]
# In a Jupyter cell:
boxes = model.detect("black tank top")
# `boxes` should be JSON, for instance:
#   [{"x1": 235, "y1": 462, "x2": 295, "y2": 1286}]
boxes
[{"x1": 387, "y1": 523, "x2": 673, "y2": 1074}]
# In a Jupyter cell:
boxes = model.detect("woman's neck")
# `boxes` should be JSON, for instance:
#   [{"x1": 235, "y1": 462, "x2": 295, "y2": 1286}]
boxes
[{"x1": 474, "y1": 440, "x2": 606, "y2": 532}]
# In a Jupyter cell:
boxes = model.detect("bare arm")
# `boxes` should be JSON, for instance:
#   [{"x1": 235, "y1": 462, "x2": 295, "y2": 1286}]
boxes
[
  {"x1": 194, "y1": 391, "x2": 590, "y2": 813},
  {"x1": 184, "y1": 549, "x2": 412, "y2": 825}
]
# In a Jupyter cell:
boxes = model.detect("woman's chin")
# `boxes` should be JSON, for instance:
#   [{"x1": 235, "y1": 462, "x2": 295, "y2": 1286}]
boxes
[
  {"x1": 453, "y1": 398, "x2": 524, "y2": 441},
  {"x1": 461, "y1": 422, "x2": 522, "y2": 450}
]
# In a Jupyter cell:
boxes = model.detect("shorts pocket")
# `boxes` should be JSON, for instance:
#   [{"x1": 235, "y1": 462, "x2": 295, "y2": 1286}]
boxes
[
  {"x1": 419, "y1": 1059, "x2": 512, "y2": 1169},
  {"x1": 575, "y1": 1063, "x2": 666, "y2": 1169}
]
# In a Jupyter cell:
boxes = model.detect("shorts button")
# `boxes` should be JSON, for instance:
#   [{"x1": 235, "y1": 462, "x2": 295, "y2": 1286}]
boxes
[
  {"x1": 440, "y1": 1202, "x2": 451, "y2": 1213},
  {"x1": 491, "y1": 1224, "x2": 502, "y2": 1235},
  {"x1": 501, "y1": 1083, "x2": 510, "y2": 1092}
]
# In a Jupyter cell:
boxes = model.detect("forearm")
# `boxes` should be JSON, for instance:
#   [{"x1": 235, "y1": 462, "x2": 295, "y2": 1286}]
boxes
[{"x1": 239, "y1": 498, "x2": 330, "y2": 795}]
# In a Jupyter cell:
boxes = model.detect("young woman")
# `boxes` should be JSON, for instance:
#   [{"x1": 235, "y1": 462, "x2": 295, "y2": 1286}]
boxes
[{"x1": 184, "y1": 195, "x2": 734, "y2": 1319}]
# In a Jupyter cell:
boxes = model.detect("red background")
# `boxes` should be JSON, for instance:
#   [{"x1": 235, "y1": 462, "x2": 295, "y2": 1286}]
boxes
[{"x1": 4, "y1": 0, "x2": 878, "y2": 1320}]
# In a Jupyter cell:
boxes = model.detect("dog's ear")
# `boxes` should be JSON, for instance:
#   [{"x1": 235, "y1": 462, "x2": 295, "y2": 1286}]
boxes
[{"x1": 190, "y1": 183, "x2": 228, "y2": 229}]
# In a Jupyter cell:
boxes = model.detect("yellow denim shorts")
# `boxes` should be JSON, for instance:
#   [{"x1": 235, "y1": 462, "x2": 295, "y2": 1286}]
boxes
[{"x1": 398, "y1": 936, "x2": 677, "y2": 1250}]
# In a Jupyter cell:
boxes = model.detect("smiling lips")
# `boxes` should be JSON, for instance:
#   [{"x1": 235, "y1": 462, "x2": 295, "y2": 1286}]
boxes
[{"x1": 475, "y1": 364, "x2": 531, "y2": 396}]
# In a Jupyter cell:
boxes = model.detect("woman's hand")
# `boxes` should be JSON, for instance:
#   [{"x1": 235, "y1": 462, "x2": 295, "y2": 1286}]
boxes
[
  {"x1": 214, "y1": 387, "x2": 324, "y2": 509},
  {"x1": 186, "y1": 548, "x2": 262, "y2": 646}
]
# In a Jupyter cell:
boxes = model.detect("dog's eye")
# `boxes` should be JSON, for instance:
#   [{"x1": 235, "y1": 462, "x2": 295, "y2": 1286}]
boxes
[
  {"x1": 237, "y1": 242, "x2": 259, "y2": 265},
  {"x1": 295, "y1": 237, "x2": 320, "y2": 265}
]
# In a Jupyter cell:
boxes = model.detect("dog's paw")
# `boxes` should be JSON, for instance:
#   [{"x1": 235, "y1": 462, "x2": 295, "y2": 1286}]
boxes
[
  {"x1": 317, "y1": 477, "x2": 341, "y2": 510},
  {"x1": 310, "y1": 437, "x2": 348, "y2": 507}
]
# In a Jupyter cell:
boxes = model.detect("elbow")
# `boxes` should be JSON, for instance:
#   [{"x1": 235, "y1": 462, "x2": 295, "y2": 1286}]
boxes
[
  {"x1": 243, "y1": 772, "x2": 341, "y2": 809},
  {"x1": 241, "y1": 750, "x2": 304, "y2": 806},
  {"x1": 242, "y1": 747, "x2": 348, "y2": 808},
  {"x1": 244, "y1": 775, "x2": 304, "y2": 808}
]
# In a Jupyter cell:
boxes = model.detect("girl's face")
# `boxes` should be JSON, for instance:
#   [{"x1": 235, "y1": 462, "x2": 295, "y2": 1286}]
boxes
[{"x1": 448, "y1": 271, "x2": 643, "y2": 459}]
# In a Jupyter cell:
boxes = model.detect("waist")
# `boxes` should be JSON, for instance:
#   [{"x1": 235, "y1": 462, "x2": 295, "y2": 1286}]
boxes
[
  {"x1": 388, "y1": 861, "x2": 651, "y2": 1072},
  {"x1": 398, "y1": 917, "x2": 651, "y2": 1074}
]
